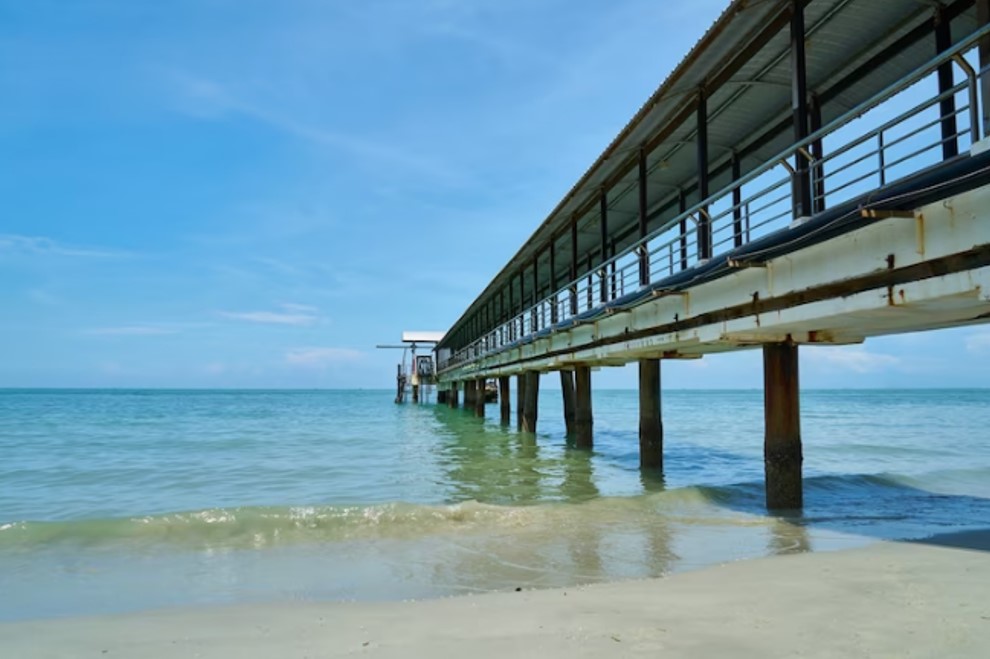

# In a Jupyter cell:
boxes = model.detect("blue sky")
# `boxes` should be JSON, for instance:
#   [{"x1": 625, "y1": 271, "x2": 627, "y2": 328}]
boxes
[{"x1": 1, "y1": 0, "x2": 987, "y2": 389}]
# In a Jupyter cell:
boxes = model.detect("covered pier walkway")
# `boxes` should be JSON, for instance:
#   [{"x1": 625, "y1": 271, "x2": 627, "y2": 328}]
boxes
[{"x1": 435, "y1": 0, "x2": 990, "y2": 509}]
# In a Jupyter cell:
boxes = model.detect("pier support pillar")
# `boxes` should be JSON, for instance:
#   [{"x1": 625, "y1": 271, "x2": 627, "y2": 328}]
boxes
[
  {"x1": 464, "y1": 380, "x2": 475, "y2": 412},
  {"x1": 574, "y1": 366, "x2": 593, "y2": 449},
  {"x1": 437, "y1": 389, "x2": 447, "y2": 405},
  {"x1": 560, "y1": 370, "x2": 576, "y2": 436},
  {"x1": 474, "y1": 378, "x2": 486, "y2": 418},
  {"x1": 412, "y1": 384, "x2": 420, "y2": 404},
  {"x1": 499, "y1": 376, "x2": 511, "y2": 425},
  {"x1": 639, "y1": 359, "x2": 663, "y2": 470},
  {"x1": 763, "y1": 343, "x2": 803, "y2": 510},
  {"x1": 516, "y1": 374, "x2": 526, "y2": 431},
  {"x1": 522, "y1": 371, "x2": 540, "y2": 433},
  {"x1": 450, "y1": 383, "x2": 459, "y2": 409}
]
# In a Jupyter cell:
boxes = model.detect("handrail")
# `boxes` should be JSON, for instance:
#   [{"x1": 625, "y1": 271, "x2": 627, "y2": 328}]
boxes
[{"x1": 441, "y1": 24, "x2": 990, "y2": 372}]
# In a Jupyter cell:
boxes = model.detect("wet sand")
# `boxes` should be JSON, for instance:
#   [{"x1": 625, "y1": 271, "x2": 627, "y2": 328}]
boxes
[{"x1": 3, "y1": 530, "x2": 989, "y2": 658}]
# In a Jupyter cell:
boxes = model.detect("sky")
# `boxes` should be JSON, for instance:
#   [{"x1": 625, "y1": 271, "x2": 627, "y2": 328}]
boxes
[{"x1": 0, "y1": 0, "x2": 988, "y2": 389}]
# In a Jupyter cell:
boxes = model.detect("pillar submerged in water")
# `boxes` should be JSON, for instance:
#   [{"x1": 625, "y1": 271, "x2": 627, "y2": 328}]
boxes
[
  {"x1": 574, "y1": 366, "x2": 593, "y2": 449},
  {"x1": 560, "y1": 370, "x2": 576, "y2": 436},
  {"x1": 474, "y1": 377, "x2": 486, "y2": 418},
  {"x1": 521, "y1": 371, "x2": 540, "y2": 433},
  {"x1": 499, "y1": 376, "x2": 510, "y2": 425},
  {"x1": 516, "y1": 373, "x2": 526, "y2": 431},
  {"x1": 449, "y1": 382, "x2": 459, "y2": 409},
  {"x1": 763, "y1": 342, "x2": 803, "y2": 510},
  {"x1": 639, "y1": 358, "x2": 663, "y2": 471}
]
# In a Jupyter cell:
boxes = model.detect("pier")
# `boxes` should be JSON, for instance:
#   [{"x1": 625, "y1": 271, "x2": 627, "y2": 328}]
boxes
[{"x1": 433, "y1": 0, "x2": 990, "y2": 509}]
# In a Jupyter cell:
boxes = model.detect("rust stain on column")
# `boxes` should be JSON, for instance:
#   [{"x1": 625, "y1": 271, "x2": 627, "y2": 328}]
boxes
[{"x1": 763, "y1": 343, "x2": 803, "y2": 510}]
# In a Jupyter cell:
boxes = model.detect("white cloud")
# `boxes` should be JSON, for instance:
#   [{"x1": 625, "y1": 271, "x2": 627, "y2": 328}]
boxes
[
  {"x1": 285, "y1": 347, "x2": 364, "y2": 367},
  {"x1": 0, "y1": 234, "x2": 131, "y2": 259},
  {"x1": 84, "y1": 325, "x2": 178, "y2": 336},
  {"x1": 219, "y1": 304, "x2": 320, "y2": 326},
  {"x1": 804, "y1": 346, "x2": 901, "y2": 374}
]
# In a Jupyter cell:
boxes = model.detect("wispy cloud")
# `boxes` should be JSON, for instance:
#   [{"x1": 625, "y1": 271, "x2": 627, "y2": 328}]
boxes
[
  {"x1": 219, "y1": 303, "x2": 322, "y2": 326},
  {"x1": 0, "y1": 234, "x2": 131, "y2": 259},
  {"x1": 285, "y1": 347, "x2": 364, "y2": 367},
  {"x1": 805, "y1": 346, "x2": 901, "y2": 374},
  {"x1": 84, "y1": 325, "x2": 180, "y2": 336},
  {"x1": 166, "y1": 72, "x2": 468, "y2": 186}
]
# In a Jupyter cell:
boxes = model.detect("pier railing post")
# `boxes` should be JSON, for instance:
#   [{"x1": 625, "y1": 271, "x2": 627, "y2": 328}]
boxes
[
  {"x1": 639, "y1": 359, "x2": 663, "y2": 470},
  {"x1": 574, "y1": 366, "x2": 593, "y2": 449},
  {"x1": 763, "y1": 343, "x2": 803, "y2": 509}
]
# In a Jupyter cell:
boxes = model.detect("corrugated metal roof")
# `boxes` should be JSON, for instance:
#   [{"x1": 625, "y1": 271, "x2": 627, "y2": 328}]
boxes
[{"x1": 439, "y1": 0, "x2": 979, "y2": 351}]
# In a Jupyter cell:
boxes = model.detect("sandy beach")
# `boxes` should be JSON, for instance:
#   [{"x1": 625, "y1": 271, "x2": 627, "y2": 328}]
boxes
[{"x1": 3, "y1": 530, "x2": 988, "y2": 659}]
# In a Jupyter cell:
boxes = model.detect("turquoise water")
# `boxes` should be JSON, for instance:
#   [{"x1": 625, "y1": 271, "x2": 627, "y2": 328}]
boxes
[{"x1": 2, "y1": 388, "x2": 989, "y2": 620}]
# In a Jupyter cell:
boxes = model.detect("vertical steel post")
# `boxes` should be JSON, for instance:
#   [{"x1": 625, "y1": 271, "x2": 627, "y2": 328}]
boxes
[
  {"x1": 518, "y1": 268, "x2": 526, "y2": 337},
  {"x1": 764, "y1": 343, "x2": 803, "y2": 510},
  {"x1": 508, "y1": 277, "x2": 516, "y2": 342},
  {"x1": 574, "y1": 366, "x2": 593, "y2": 449},
  {"x1": 980, "y1": 0, "x2": 990, "y2": 137},
  {"x1": 531, "y1": 254, "x2": 539, "y2": 331},
  {"x1": 697, "y1": 89, "x2": 712, "y2": 260},
  {"x1": 570, "y1": 219, "x2": 579, "y2": 316},
  {"x1": 599, "y1": 191, "x2": 608, "y2": 303},
  {"x1": 638, "y1": 147, "x2": 650, "y2": 286},
  {"x1": 550, "y1": 237, "x2": 558, "y2": 324},
  {"x1": 678, "y1": 189, "x2": 689, "y2": 270},
  {"x1": 791, "y1": 0, "x2": 813, "y2": 220},
  {"x1": 639, "y1": 359, "x2": 663, "y2": 470},
  {"x1": 935, "y1": 6, "x2": 959, "y2": 160},
  {"x1": 732, "y1": 152, "x2": 743, "y2": 247},
  {"x1": 810, "y1": 93, "x2": 825, "y2": 213}
]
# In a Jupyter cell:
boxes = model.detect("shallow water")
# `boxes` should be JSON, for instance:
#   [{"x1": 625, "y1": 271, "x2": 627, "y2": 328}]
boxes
[{"x1": 1, "y1": 388, "x2": 988, "y2": 619}]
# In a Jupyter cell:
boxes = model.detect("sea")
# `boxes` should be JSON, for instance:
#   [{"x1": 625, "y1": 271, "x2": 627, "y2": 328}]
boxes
[{"x1": 1, "y1": 388, "x2": 989, "y2": 621}]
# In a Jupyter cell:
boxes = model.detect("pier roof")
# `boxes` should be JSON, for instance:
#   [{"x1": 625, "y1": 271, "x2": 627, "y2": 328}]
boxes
[{"x1": 437, "y1": 0, "x2": 979, "y2": 352}]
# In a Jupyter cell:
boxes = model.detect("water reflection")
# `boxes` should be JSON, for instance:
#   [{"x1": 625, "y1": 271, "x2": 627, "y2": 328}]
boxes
[{"x1": 431, "y1": 405, "x2": 607, "y2": 505}]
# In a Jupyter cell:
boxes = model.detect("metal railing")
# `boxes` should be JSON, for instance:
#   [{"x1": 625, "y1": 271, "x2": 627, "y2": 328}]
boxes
[{"x1": 442, "y1": 26, "x2": 989, "y2": 372}]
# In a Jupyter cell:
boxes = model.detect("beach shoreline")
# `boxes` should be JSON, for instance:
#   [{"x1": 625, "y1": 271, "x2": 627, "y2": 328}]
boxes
[{"x1": 3, "y1": 530, "x2": 988, "y2": 658}]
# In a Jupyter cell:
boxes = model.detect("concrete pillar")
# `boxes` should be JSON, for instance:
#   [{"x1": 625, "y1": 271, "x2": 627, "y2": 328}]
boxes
[
  {"x1": 499, "y1": 376, "x2": 511, "y2": 425},
  {"x1": 450, "y1": 383, "x2": 459, "y2": 409},
  {"x1": 638, "y1": 359, "x2": 663, "y2": 470},
  {"x1": 763, "y1": 343, "x2": 803, "y2": 510},
  {"x1": 474, "y1": 378, "x2": 486, "y2": 418},
  {"x1": 574, "y1": 366, "x2": 593, "y2": 449},
  {"x1": 464, "y1": 380, "x2": 475, "y2": 411},
  {"x1": 560, "y1": 370, "x2": 576, "y2": 436},
  {"x1": 522, "y1": 371, "x2": 540, "y2": 433},
  {"x1": 412, "y1": 384, "x2": 420, "y2": 404},
  {"x1": 516, "y1": 374, "x2": 526, "y2": 431}
]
